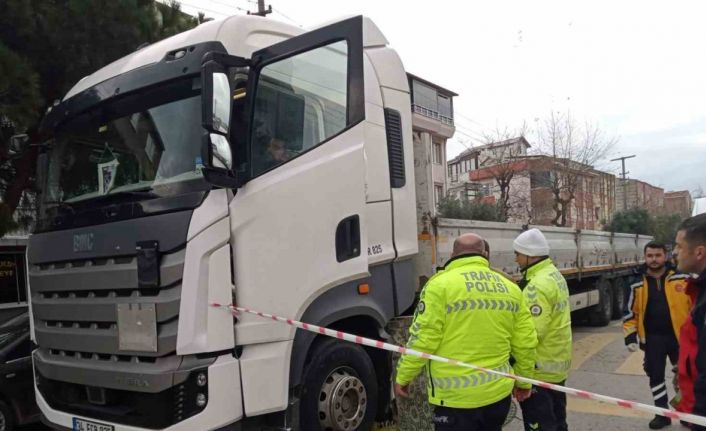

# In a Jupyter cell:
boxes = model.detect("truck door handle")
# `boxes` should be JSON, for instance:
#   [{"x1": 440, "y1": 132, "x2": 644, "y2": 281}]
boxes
[{"x1": 335, "y1": 215, "x2": 360, "y2": 262}]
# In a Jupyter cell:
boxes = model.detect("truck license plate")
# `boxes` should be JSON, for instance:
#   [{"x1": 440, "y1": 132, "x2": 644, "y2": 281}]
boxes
[{"x1": 73, "y1": 418, "x2": 115, "y2": 431}]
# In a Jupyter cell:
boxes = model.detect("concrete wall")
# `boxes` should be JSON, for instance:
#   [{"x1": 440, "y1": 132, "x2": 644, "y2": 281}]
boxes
[
  {"x1": 664, "y1": 191, "x2": 693, "y2": 218},
  {"x1": 616, "y1": 179, "x2": 664, "y2": 212}
]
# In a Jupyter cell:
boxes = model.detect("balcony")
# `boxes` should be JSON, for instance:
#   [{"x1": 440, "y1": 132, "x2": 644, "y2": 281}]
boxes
[{"x1": 412, "y1": 104, "x2": 454, "y2": 126}]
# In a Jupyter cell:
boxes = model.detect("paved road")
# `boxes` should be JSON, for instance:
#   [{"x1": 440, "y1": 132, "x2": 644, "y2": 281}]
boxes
[
  {"x1": 505, "y1": 320, "x2": 683, "y2": 431},
  {"x1": 24, "y1": 320, "x2": 685, "y2": 431}
]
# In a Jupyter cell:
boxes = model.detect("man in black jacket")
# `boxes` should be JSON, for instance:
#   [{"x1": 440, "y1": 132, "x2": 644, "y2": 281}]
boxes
[{"x1": 674, "y1": 213, "x2": 706, "y2": 430}]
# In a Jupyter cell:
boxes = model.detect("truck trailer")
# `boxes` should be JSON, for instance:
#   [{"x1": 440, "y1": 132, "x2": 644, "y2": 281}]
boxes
[{"x1": 28, "y1": 15, "x2": 649, "y2": 431}]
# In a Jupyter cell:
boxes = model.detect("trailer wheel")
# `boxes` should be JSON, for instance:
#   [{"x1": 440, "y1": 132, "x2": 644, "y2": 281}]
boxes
[
  {"x1": 589, "y1": 278, "x2": 613, "y2": 326},
  {"x1": 611, "y1": 278, "x2": 627, "y2": 320},
  {"x1": 300, "y1": 338, "x2": 378, "y2": 431}
]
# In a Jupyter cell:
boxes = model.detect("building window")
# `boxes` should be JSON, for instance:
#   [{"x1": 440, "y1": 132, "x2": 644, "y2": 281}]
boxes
[
  {"x1": 479, "y1": 183, "x2": 492, "y2": 197},
  {"x1": 412, "y1": 80, "x2": 438, "y2": 112},
  {"x1": 438, "y1": 94, "x2": 453, "y2": 122},
  {"x1": 433, "y1": 142, "x2": 443, "y2": 164},
  {"x1": 530, "y1": 171, "x2": 554, "y2": 189},
  {"x1": 434, "y1": 184, "x2": 444, "y2": 206}
]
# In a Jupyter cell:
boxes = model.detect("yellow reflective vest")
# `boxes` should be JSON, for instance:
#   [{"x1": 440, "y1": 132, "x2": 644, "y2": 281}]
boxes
[
  {"x1": 396, "y1": 255, "x2": 538, "y2": 409},
  {"x1": 521, "y1": 258, "x2": 572, "y2": 383}
]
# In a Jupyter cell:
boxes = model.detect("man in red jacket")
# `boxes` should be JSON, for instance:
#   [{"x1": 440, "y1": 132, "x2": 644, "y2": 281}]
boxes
[{"x1": 675, "y1": 214, "x2": 706, "y2": 430}]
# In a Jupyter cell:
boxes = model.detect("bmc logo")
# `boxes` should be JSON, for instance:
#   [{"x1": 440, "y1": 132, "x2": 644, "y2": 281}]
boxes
[{"x1": 73, "y1": 233, "x2": 94, "y2": 253}]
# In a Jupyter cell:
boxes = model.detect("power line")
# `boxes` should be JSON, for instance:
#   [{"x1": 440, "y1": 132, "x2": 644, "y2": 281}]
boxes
[
  {"x1": 452, "y1": 117, "x2": 483, "y2": 132},
  {"x1": 454, "y1": 110, "x2": 488, "y2": 129},
  {"x1": 177, "y1": 1, "x2": 234, "y2": 17},
  {"x1": 452, "y1": 129, "x2": 484, "y2": 145},
  {"x1": 272, "y1": 7, "x2": 301, "y2": 26},
  {"x1": 209, "y1": 0, "x2": 250, "y2": 12},
  {"x1": 453, "y1": 121, "x2": 486, "y2": 140}
]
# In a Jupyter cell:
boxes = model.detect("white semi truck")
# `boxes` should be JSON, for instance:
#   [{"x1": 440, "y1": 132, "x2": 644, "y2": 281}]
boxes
[{"x1": 28, "y1": 15, "x2": 650, "y2": 431}]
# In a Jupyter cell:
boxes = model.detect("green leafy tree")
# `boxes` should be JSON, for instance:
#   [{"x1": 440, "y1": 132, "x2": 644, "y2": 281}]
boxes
[
  {"x1": 604, "y1": 208, "x2": 684, "y2": 245},
  {"x1": 603, "y1": 208, "x2": 653, "y2": 235},
  {"x1": 651, "y1": 213, "x2": 684, "y2": 245},
  {"x1": 437, "y1": 196, "x2": 505, "y2": 222},
  {"x1": 0, "y1": 0, "x2": 205, "y2": 236}
]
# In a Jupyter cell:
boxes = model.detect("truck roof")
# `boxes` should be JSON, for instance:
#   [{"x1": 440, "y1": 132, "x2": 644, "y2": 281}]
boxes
[{"x1": 64, "y1": 15, "x2": 388, "y2": 101}]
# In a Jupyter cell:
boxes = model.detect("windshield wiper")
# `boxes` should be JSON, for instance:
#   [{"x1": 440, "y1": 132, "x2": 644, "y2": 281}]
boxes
[{"x1": 45, "y1": 201, "x2": 76, "y2": 214}]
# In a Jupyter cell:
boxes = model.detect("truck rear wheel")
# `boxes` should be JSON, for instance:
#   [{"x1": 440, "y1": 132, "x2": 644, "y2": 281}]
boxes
[
  {"x1": 611, "y1": 278, "x2": 627, "y2": 320},
  {"x1": 300, "y1": 338, "x2": 378, "y2": 431},
  {"x1": 588, "y1": 278, "x2": 613, "y2": 326}
]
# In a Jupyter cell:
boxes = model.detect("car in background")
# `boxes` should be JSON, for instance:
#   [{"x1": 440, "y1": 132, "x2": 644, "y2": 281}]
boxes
[{"x1": 0, "y1": 312, "x2": 38, "y2": 431}]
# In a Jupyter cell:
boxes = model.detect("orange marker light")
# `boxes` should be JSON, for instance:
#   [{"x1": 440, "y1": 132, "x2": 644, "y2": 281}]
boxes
[{"x1": 357, "y1": 283, "x2": 370, "y2": 295}]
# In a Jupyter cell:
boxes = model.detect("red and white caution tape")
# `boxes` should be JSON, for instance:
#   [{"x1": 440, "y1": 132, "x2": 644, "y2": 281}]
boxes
[{"x1": 212, "y1": 303, "x2": 706, "y2": 427}]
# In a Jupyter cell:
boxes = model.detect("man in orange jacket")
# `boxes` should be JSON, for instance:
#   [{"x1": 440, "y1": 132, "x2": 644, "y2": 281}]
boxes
[
  {"x1": 675, "y1": 214, "x2": 706, "y2": 430},
  {"x1": 624, "y1": 241, "x2": 691, "y2": 429}
]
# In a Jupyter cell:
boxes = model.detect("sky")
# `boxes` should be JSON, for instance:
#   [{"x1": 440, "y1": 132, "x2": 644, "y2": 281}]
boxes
[{"x1": 178, "y1": 0, "x2": 706, "y2": 194}]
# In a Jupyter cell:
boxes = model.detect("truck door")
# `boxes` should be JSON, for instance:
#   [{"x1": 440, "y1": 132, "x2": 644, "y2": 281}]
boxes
[{"x1": 230, "y1": 16, "x2": 368, "y2": 345}]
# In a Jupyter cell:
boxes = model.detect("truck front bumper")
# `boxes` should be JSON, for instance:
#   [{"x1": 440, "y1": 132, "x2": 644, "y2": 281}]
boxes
[{"x1": 36, "y1": 354, "x2": 243, "y2": 431}]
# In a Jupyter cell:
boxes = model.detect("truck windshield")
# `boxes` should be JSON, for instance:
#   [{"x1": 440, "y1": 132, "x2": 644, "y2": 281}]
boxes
[{"x1": 42, "y1": 76, "x2": 206, "y2": 209}]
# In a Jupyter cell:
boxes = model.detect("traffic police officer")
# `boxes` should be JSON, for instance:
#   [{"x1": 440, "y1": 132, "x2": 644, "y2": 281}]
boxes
[
  {"x1": 395, "y1": 233, "x2": 538, "y2": 431},
  {"x1": 514, "y1": 228, "x2": 572, "y2": 431}
]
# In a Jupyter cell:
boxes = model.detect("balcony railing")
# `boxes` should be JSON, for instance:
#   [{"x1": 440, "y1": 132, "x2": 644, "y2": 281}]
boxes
[{"x1": 412, "y1": 104, "x2": 454, "y2": 126}]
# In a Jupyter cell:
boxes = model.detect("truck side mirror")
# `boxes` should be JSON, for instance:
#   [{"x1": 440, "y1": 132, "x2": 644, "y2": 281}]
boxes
[
  {"x1": 200, "y1": 56, "x2": 242, "y2": 188},
  {"x1": 203, "y1": 71, "x2": 232, "y2": 136}
]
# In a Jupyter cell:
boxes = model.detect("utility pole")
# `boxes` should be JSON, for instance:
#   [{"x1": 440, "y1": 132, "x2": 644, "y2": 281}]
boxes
[
  {"x1": 248, "y1": 0, "x2": 272, "y2": 16},
  {"x1": 611, "y1": 155, "x2": 636, "y2": 210}
]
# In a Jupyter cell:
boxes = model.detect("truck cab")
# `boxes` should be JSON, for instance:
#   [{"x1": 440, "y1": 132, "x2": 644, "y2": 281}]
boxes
[{"x1": 30, "y1": 15, "x2": 417, "y2": 431}]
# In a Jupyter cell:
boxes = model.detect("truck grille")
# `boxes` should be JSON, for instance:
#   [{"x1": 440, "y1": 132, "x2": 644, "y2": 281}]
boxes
[{"x1": 29, "y1": 249, "x2": 185, "y2": 361}]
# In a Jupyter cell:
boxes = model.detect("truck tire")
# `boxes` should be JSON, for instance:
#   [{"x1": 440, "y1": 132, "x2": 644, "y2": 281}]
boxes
[
  {"x1": 611, "y1": 278, "x2": 627, "y2": 320},
  {"x1": 300, "y1": 338, "x2": 378, "y2": 431},
  {"x1": 0, "y1": 400, "x2": 14, "y2": 431},
  {"x1": 588, "y1": 278, "x2": 613, "y2": 327}
]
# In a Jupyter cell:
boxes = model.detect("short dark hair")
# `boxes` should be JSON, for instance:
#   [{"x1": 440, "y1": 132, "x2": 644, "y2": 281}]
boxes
[
  {"x1": 644, "y1": 241, "x2": 667, "y2": 254},
  {"x1": 679, "y1": 213, "x2": 706, "y2": 247}
]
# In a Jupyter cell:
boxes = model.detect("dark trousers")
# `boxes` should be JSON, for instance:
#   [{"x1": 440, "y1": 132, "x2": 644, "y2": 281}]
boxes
[
  {"x1": 432, "y1": 396, "x2": 511, "y2": 431},
  {"x1": 520, "y1": 382, "x2": 568, "y2": 431},
  {"x1": 643, "y1": 333, "x2": 679, "y2": 410}
]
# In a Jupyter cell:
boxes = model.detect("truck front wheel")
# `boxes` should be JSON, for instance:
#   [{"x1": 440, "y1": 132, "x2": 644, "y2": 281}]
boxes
[
  {"x1": 300, "y1": 338, "x2": 378, "y2": 431},
  {"x1": 611, "y1": 277, "x2": 627, "y2": 320}
]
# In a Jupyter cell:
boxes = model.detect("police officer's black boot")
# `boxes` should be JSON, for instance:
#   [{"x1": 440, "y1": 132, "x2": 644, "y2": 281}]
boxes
[{"x1": 648, "y1": 415, "x2": 671, "y2": 429}]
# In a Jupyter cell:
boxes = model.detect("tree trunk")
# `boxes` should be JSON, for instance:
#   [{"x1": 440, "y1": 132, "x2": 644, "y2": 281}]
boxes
[{"x1": 551, "y1": 188, "x2": 562, "y2": 226}]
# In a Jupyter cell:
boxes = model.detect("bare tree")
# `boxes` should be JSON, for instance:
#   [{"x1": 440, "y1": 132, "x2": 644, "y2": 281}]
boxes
[
  {"x1": 476, "y1": 124, "x2": 529, "y2": 222},
  {"x1": 534, "y1": 111, "x2": 617, "y2": 227}
]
